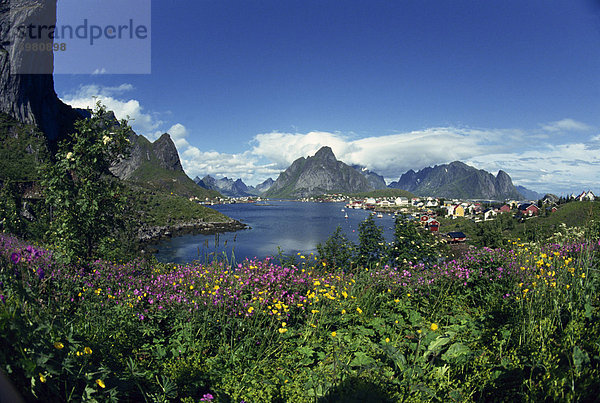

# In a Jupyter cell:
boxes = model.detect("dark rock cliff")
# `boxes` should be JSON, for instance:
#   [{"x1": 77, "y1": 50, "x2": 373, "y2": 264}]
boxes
[{"x1": 0, "y1": 0, "x2": 80, "y2": 145}]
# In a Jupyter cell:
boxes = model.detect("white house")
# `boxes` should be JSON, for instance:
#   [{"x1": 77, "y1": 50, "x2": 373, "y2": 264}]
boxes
[{"x1": 395, "y1": 197, "x2": 409, "y2": 206}]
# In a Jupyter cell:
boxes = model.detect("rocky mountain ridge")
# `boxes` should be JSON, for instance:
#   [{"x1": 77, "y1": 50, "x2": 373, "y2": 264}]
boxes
[
  {"x1": 194, "y1": 176, "x2": 275, "y2": 197},
  {"x1": 388, "y1": 161, "x2": 523, "y2": 200},
  {"x1": 264, "y1": 146, "x2": 373, "y2": 198}
]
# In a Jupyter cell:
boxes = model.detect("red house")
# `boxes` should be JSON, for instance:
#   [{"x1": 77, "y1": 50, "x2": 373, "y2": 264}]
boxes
[
  {"x1": 499, "y1": 204, "x2": 511, "y2": 213},
  {"x1": 425, "y1": 218, "x2": 440, "y2": 232},
  {"x1": 446, "y1": 231, "x2": 467, "y2": 243},
  {"x1": 518, "y1": 203, "x2": 539, "y2": 216}
]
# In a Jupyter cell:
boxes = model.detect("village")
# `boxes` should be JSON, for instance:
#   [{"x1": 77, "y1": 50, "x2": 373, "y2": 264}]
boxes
[{"x1": 321, "y1": 190, "x2": 598, "y2": 244}]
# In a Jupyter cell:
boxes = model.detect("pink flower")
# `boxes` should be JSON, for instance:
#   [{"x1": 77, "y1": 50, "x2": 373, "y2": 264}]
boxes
[{"x1": 10, "y1": 252, "x2": 20, "y2": 264}]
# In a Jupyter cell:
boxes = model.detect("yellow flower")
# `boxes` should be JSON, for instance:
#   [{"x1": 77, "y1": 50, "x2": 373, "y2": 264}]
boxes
[
  {"x1": 385, "y1": 337, "x2": 390, "y2": 343},
  {"x1": 54, "y1": 342, "x2": 64, "y2": 350},
  {"x1": 311, "y1": 309, "x2": 319, "y2": 314},
  {"x1": 96, "y1": 379, "x2": 106, "y2": 388},
  {"x1": 247, "y1": 306, "x2": 254, "y2": 313},
  {"x1": 331, "y1": 331, "x2": 336, "y2": 337},
  {"x1": 39, "y1": 373, "x2": 46, "y2": 383},
  {"x1": 281, "y1": 322, "x2": 287, "y2": 327},
  {"x1": 278, "y1": 328, "x2": 288, "y2": 334},
  {"x1": 417, "y1": 329, "x2": 422, "y2": 334},
  {"x1": 341, "y1": 309, "x2": 346, "y2": 315},
  {"x1": 84, "y1": 347, "x2": 92, "y2": 355},
  {"x1": 190, "y1": 285, "x2": 194, "y2": 290},
  {"x1": 430, "y1": 323, "x2": 438, "y2": 331},
  {"x1": 356, "y1": 307, "x2": 363, "y2": 314},
  {"x1": 581, "y1": 273, "x2": 586, "y2": 279}
]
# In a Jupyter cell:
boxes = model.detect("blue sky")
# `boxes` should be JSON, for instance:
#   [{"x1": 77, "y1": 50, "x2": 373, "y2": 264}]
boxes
[{"x1": 53, "y1": 0, "x2": 600, "y2": 195}]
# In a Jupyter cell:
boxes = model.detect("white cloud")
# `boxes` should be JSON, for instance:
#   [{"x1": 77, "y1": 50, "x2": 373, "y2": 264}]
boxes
[
  {"x1": 165, "y1": 123, "x2": 190, "y2": 149},
  {"x1": 91, "y1": 68, "x2": 107, "y2": 75},
  {"x1": 250, "y1": 127, "x2": 516, "y2": 181},
  {"x1": 541, "y1": 118, "x2": 591, "y2": 132},
  {"x1": 59, "y1": 84, "x2": 599, "y2": 193},
  {"x1": 466, "y1": 143, "x2": 600, "y2": 195},
  {"x1": 181, "y1": 147, "x2": 280, "y2": 183},
  {"x1": 60, "y1": 84, "x2": 163, "y2": 137}
]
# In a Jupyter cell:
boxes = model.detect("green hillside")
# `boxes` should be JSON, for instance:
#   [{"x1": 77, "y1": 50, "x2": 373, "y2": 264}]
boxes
[
  {"x1": 439, "y1": 201, "x2": 600, "y2": 247},
  {"x1": 128, "y1": 160, "x2": 221, "y2": 199}
]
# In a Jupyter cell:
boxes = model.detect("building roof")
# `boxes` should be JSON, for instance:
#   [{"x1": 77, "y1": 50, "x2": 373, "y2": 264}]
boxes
[{"x1": 447, "y1": 231, "x2": 466, "y2": 239}]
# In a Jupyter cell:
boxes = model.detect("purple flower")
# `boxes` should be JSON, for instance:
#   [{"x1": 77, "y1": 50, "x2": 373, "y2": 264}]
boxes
[
  {"x1": 37, "y1": 267, "x2": 45, "y2": 280},
  {"x1": 0, "y1": 295, "x2": 5, "y2": 304},
  {"x1": 200, "y1": 393, "x2": 214, "y2": 401},
  {"x1": 10, "y1": 252, "x2": 20, "y2": 264}
]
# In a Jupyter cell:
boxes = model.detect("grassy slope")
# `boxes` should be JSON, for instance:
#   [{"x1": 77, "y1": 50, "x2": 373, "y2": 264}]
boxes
[
  {"x1": 128, "y1": 160, "x2": 221, "y2": 200},
  {"x1": 125, "y1": 185, "x2": 229, "y2": 226}
]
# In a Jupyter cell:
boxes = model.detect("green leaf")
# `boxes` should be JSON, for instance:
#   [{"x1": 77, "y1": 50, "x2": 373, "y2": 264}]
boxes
[
  {"x1": 297, "y1": 346, "x2": 314, "y2": 357},
  {"x1": 350, "y1": 352, "x2": 376, "y2": 367},
  {"x1": 441, "y1": 342, "x2": 472, "y2": 363},
  {"x1": 424, "y1": 335, "x2": 451, "y2": 359},
  {"x1": 573, "y1": 346, "x2": 590, "y2": 372}
]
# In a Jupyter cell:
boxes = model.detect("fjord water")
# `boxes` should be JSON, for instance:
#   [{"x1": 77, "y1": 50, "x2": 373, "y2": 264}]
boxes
[{"x1": 152, "y1": 201, "x2": 396, "y2": 264}]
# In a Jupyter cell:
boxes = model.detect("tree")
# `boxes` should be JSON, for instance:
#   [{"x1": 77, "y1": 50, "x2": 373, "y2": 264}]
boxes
[
  {"x1": 356, "y1": 214, "x2": 386, "y2": 268},
  {"x1": 316, "y1": 226, "x2": 354, "y2": 270},
  {"x1": 40, "y1": 103, "x2": 131, "y2": 260},
  {"x1": 390, "y1": 215, "x2": 441, "y2": 266}
]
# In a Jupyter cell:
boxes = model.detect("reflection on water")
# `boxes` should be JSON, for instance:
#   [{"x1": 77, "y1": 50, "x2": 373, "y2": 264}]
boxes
[{"x1": 152, "y1": 201, "x2": 396, "y2": 264}]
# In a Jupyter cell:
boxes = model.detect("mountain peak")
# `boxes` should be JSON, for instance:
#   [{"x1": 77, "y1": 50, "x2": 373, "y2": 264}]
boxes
[
  {"x1": 265, "y1": 147, "x2": 372, "y2": 198},
  {"x1": 314, "y1": 146, "x2": 336, "y2": 160}
]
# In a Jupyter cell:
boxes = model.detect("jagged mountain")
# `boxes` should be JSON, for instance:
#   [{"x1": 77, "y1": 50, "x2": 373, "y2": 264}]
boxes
[
  {"x1": 388, "y1": 161, "x2": 522, "y2": 200},
  {"x1": 107, "y1": 132, "x2": 218, "y2": 198},
  {"x1": 351, "y1": 165, "x2": 387, "y2": 189},
  {"x1": 515, "y1": 185, "x2": 544, "y2": 201},
  {"x1": 253, "y1": 178, "x2": 275, "y2": 194},
  {"x1": 264, "y1": 146, "x2": 373, "y2": 198},
  {"x1": 194, "y1": 175, "x2": 254, "y2": 197},
  {"x1": 111, "y1": 132, "x2": 183, "y2": 179}
]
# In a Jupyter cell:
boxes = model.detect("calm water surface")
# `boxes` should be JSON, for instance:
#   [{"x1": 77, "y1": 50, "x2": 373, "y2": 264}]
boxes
[{"x1": 152, "y1": 201, "x2": 397, "y2": 264}]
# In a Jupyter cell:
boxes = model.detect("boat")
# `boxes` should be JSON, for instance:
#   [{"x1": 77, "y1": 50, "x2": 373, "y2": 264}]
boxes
[
  {"x1": 377, "y1": 213, "x2": 383, "y2": 218},
  {"x1": 344, "y1": 213, "x2": 348, "y2": 219}
]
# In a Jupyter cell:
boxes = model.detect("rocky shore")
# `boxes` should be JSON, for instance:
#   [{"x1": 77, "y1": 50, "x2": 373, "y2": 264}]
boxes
[{"x1": 137, "y1": 219, "x2": 248, "y2": 244}]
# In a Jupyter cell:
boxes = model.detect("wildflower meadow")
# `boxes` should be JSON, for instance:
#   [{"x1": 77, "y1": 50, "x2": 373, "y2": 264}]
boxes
[{"x1": 1, "y1": 221, "x2": 599, "y2": 401}]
